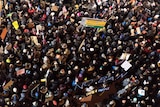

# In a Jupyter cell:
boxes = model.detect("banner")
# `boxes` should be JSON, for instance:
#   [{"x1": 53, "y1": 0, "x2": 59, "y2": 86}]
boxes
[{"x1": 81, "y1": 17, "x2": 106, "y2": 28}]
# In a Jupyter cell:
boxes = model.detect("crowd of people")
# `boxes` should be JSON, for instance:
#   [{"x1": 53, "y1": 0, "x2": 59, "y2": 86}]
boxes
[{"x1": 0, "y1": 0, "x2": 159, "y2": 107}]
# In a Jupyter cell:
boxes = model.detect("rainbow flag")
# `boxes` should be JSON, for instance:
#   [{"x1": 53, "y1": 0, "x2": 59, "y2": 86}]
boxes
[{"x1": 81, "y1": 17, "x2": 106, "y2": 28}]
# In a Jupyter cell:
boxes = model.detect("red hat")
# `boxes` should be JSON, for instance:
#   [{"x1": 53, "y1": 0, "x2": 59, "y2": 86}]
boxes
[
  {"x1": 23, "y1": 85, "x2": 27, "y2": 90},
  {"x1": 53, "y1": 100, "x2": 57, "y2": 106},
  {"x1": 24, "y1": 29, "x2": 29, "y2": 33}
]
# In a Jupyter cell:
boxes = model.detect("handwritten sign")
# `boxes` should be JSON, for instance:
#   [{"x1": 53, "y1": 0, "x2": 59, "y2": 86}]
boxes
[
  {"x1": 80, "y1": 95, "x2": 92, "y2": 102},
  {"x1": 3, "y1": 80, "x2": 14, "y2": 90}
]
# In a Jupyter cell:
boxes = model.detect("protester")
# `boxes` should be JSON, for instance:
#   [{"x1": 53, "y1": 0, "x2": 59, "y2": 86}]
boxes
[{"x1": 0, "y1": 0, "x2": 159, "y2": 107}]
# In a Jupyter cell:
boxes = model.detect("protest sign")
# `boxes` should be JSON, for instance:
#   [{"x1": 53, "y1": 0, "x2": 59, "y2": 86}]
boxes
[
  {"x1": 74, "y1": 71, "x2": 129, "y2": 91},
  {"x1": 31, "y1": 36, "x2": 39, "y2": 46},
  {"x1": 3, "y1": 80, "x2": 14, "y2": 90},
  {"x1": 1, "y1": 28, "x2": 8, "y2": 40},
  {"x1": 16, "y1": 68, "x2": 25, "y2": 76},
  {"x1": 121, "y1": 61, "x2": 132, "y2": 71},
  {"x1": 138, "y1": 89, "x2": 145, "y2": 96},
  {"x1": 80, "y1": 95, "x2": 92, "y2": 102},
  {"x1": 51, "y1": 3, "x2": 59, "y2": 12},
  {"x1": 12, "y1": 21, "x2": 19, "y2": 30},
  {"x1": 119, "y1": 53, "x2": 131, "y2": 60},
  {"x1": 81, "y1": 17, "x2": 106, "y2": 28}
]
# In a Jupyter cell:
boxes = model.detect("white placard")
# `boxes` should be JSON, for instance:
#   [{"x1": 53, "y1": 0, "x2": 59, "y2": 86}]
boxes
[
  {"x1": 138, "y1": 89, "x2": 145, "y2": 96},
  {"x1": 121, "y1": 61, "x2": 132, "y2": 71},
  {"x1": 119, "y1": 53, "x2": 131, "y2": 60}
]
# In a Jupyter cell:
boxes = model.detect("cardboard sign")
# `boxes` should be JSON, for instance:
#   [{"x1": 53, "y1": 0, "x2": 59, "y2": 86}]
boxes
[
  {"x1": 31, "y1": 36, "x2": 39, "y2": 45},
  {"x1": 16, "y1": 68, "x2": 25, "y2": 76},
  {"x1": 3, "y1": 80, "x2": 14, "y2": 90},
  {"x1": 1, "y1": 28, "x2": 8, "y2": 40},
  {"x1": 51, "y1": 3, "x2": 59, "y2": 12},
  {"x1": 12, "y1": 21, "x2": 19, "y2": 30},
  {"x1": 80, "y1": 95, "x2": 92, "y2": 102},
  {"x1": 119, "y1": 53, "x2": 131, "y2": 60},
  {"x1": 81, "y1": 17, "x2": 106, "y2": 28}
]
